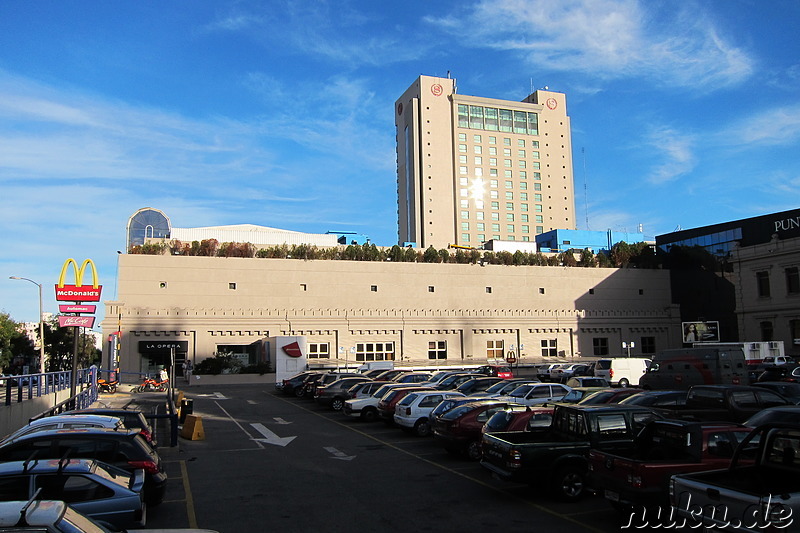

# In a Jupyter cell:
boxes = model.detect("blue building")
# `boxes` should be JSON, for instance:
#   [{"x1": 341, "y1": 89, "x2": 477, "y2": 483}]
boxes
[{"x1": 535, "y1": 229, "x2": 646, "y2": 253}]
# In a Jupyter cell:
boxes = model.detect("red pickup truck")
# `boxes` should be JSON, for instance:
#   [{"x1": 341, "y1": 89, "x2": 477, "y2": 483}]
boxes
[{"x1": 587, "y1": 419, "x2": 751, "y2": 512}]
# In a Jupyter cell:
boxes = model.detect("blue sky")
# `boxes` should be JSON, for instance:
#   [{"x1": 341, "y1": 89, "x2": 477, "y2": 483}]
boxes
[{"x1": 1, "y1": 0, "x2": 799, "y2": 326}]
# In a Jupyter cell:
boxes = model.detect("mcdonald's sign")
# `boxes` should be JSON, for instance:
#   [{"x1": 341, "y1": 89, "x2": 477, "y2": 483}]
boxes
[{"x1": 55, "y1": 258, "x2": 103, "y2": 302}]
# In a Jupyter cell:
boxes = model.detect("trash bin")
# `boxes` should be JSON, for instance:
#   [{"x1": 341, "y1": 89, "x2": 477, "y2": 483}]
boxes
[{"x1": 180, "y1": 398, "x2": 193, "y2": 423}]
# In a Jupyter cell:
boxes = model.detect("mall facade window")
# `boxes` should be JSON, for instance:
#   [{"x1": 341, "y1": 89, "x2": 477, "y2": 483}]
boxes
[
  {"x1": 487, "y1": 340, "x2": 504, "y2": 359},
  {"x1": 756, "y1": 271, "x2": 771, "y2": 297},
  {"x1": 356, "y1": 342, "x2": 395, "y2": 362},
  {"x1": 541, "y1": 339, "x2": 557, "y2": 357},
  {"x1": 428, "y1": 341, "x2": 447, "y2": 360},
  {"x1": 593, "y1": 337, "x2": 609, "y2": 356},
  {"x1": 786, "y1": 266, "x2": 800, "y2": 295},
  {"x1": 640, "y1": 336, "x2": 656, "y2": 355},
  {"x1": 760, "y1": 321, "x2": 774, "y2": 342},
  {"x1": 308, "y1": 343, "x2": 330, "y2": 359}
]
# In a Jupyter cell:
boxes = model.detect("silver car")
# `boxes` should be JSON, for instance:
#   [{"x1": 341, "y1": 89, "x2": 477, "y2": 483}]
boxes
[{"x1": 2, "y1": 415, "x2": 124, "y2": 445}]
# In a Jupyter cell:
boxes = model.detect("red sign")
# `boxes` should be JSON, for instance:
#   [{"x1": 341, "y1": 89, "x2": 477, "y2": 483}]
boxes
[
  {"x1": 58, "y1": 315, "x2": 96, "y2": 328},
  {"x1": 55, "y1": 258, "x2": 102, "y2": 302},
  {"x1": 282, "y1": 341, "x2": 303, "y2": 358},
  {"x1": 59, "y1": 304, "x2": 96, "y2": 313}
]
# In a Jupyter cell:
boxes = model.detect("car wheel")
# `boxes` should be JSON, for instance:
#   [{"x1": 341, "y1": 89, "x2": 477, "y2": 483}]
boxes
[
  {"x1": 465, "y1": 440, "x2": 482, "y2": 461},
  {"x1": 618, "y1": 378, "x2": 630, "y2": 388},
  {"x1": 331, "y1": 397, "x2": 344, "y2": 411},
  {"x1": 361, "y1": 408, "x2": 378, "y2": 422},
  {"x1": 294, "y1": 386, "x2": 305, "y2": 398},
  {"x1": 552, "y1": 465, "x2": 586, "y2": 501},
  {"x1": 414, "y1": 419, "x2": 431, "y2": 437}
]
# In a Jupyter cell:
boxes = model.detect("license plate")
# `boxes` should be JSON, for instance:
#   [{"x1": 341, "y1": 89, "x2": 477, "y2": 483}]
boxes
[{"x1": 605, "y1": 490, "x2": 620, "y2": 502}]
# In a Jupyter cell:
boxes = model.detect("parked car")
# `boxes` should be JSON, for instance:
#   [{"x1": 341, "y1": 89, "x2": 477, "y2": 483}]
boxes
[
  {"x1": 455, "y1": 377, "x2": 503, "y2": 395},
  {"x1": 743, "y1": 405, "x2": 800, "y2": 427},
  {"x1": 343, "y1": 382, "x2": 422, "y2": 422},
  {"x1": 346, "y1": 380, "x2": 391, "y2": 400},
  {"x1": 753, "y1": 381, "x2": 800, "y2": 403},
  {"x1": 482, "y1": 406, "x2": 555, "y2": 434},
  {"x1": 314, "y1": 376, "x2": 372, "y2": 410},
  {"x1": 0, "y1": 428, "x2": 167, "y2": 505},
  {"x1": 474, "y1": 365, "x2": 513, "y2": 379},
  {"x1": 433, "y1": 400, "x2": 510, "y2": 460},
  {"x1": 428, "y1": 396, "x2": 487, "y2": 428},
  {"x1": 617, "y1": 389, "x2": 688, "y2": 407},
  {"x1": 0, "y1": 458, "x2": 146, "y2": 529},
  {"x1": 754, "y1": 365, "x2": 797, "y2": 383},
  {"x1": 576, "y1": 388, "x2": 643, "y2": 405},
  {"x1": 58, "y1": 408, "x2": 157, "y2": 448},
  {"x1": 1, "y1": 415, "x2": 125, "y2": 445},
  {"x1": 372, "y1": 369, "x2": 410, "y2": 382},
  {"x1": 433, "y1": 373, "x2": 484, "y2": 391},
  {"x1": 565, "y1": 376, "x2": 609, "y2": 388},
  {"x1": 550, "y1": 363, "x2": 587, "y2": 383},
  {"x1": 652, "y1": 384, "x2": 792, "y2": 424},
  {"x1": 497, "y1": 382, "x2": 572, "y2": 406},
  {"x1": 468, "y1": 378, "x2": 539, "y2": 398},
  {"x1": 296, "y1": 372, "x2": 327, "y2": 398},
  {"x1": 305, "y1": 372, "x2": 362, "y2": 399},
  {"x1": 277, "y1": 370, "x2": 323, "y2": 396},
  {"x1": 558, "y1": 387, "x2": 609, "y2": 404},
  {"x1": 393, "y1": 391, "x2": 464, "y2": 437},
  {"x1": 392, "y1": 372, "x2": 432, "y2": 384},
  {"x1": 377, "y1": 386, "x2": 434, "y2": 423},
  {"x1": 536, "y1": 363, "x2": 564, "y2": 381}
]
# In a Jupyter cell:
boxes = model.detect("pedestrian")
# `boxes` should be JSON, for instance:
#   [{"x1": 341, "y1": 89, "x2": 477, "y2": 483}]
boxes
[
  {"x1": 159, "y1": 366, "x2": 168, "y2": 384},
  {"x1": 184, "y1": 359, "x2": 193, "y2": 385}
]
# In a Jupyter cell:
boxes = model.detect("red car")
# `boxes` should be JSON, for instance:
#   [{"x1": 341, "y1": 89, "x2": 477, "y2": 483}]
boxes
[
  {"x1": 432, "y1": 400, "x2": 510, "y2": 460},
  {"x1": 482, "y1": 406, "x2": 555, "y2": 435},
  {"x1": 376, "y1": 386, "x2": 433, "y2": 423},
  {"x1": 475, "y1": 365, "x2": 513, "y2": 379}
]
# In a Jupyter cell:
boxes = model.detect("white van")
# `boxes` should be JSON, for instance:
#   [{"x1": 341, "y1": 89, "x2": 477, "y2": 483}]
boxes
[
  {"x1": 357, "y1": 361, "x2": 394, "y2": 373},
  {"x1": 594, "y1": 358, "x2": 651, "y2": 387}
]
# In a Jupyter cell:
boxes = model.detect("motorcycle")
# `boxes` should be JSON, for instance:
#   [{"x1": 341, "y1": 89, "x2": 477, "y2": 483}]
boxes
[
  {"x1": 136, "y1": 376, "x2": 169, "y2": 393},
  {"x1": 98, "y1": 377, "x2": 118, "y2": 394}
]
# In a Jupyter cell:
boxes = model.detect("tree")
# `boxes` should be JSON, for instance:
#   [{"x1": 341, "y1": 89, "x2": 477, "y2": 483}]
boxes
[
  {"x1": 0, "y1": 312, "x2": 34, "y2": 372},
  {"x1": 578, "y1": 248, "x2": 597, "y2": 267},
  {"x1": 43, "y1": 318, "x2": 100, "y2": 372}
]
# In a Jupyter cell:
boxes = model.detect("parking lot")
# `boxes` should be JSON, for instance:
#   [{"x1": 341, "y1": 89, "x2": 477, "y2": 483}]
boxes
[{"x1": 119, "y1": 381, "x2": 639, "y2": 533}]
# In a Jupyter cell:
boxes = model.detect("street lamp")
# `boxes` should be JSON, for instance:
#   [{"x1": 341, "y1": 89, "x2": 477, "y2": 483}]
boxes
[
  {"x1": 622, "y1": 341, "x2": 635, "y2": 358},
  {"x1": 9, "y1": 276, "x2": 45, "y2": 373}
]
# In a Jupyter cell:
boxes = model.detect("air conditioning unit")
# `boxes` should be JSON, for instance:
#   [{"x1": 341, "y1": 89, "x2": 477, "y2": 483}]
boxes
[
  {"x1": 768, "y1": 341, "x2": 780, "y2": 349},
  {"x1": 749, "y1": 343, "x2": 759, "y2": 351}
]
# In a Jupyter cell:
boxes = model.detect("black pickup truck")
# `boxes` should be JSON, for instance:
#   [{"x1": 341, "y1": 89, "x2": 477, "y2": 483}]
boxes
[
  {"x1": 480, "y1": 404, "x2": 659, "y2": 501},
  {"x1": 652, "y1": 385, "x2": 791, "y2": 424}
]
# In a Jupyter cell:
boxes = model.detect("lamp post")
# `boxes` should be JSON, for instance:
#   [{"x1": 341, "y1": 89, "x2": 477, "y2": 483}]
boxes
[
  {"x1": 9, "y1": 276, "x2": 45, "y2": 373},
  {"x1": 622, "y1": 341, "x2": 635, "y2": 358}
]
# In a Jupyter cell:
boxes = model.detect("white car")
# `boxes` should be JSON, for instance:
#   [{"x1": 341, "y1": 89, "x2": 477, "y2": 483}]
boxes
[
  {"x1": 393, "y1": 391, "x2": 464, "y2": 437},
  {"x1": 342, "y1": 382, "x2": 416, "y2": 422},
  {"x1": 498, "y1": 383, "x2": 572, "y2": 406},
  {"x1": 1, "y1": 415, "x2": 124, "y2": 445}
]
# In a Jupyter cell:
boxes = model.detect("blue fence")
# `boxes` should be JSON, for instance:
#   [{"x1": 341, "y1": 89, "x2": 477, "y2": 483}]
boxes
[{"x1": 2, "y1": 368, "x2": 97, "y2": 408}]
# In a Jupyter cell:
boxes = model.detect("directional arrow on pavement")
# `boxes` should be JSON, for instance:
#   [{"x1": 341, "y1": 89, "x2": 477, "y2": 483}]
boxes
[
  {"x1": 251, "y1": 423, "x2": 296, "y2": 447},
  {"x1": 324, "y1": 446, "x2": 356, "y2": 461},
  {"x1": 273, "y1": 417, "x2": 291, "y2": 425}
]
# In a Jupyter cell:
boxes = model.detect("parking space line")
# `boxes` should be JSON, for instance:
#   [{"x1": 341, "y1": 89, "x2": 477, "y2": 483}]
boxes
[
  {"x1": 180, "y1": 460, "x2": 199, "y2": 529},
  {"x1": 271, "y1": 393, "x2": 605, "y2": 533}
]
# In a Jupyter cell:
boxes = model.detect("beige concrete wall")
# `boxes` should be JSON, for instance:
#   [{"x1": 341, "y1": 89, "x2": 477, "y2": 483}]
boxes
[
  {"x1": 103, "y1": 254, "x2": 681, "y2": 375},
  {"x1": 0, "y1": 389, "x2": 72, "y2": 441}
]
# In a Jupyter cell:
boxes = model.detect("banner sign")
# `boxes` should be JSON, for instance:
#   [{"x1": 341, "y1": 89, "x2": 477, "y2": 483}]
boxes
[
  {"x1": 55, "y1": 258, "x2": 102, "y2": 302},
  {"x1": 682, "y1": 321, "x2": 720, "y2": 343},
  {"x1": 138, "y1": 341, "x2": 189, "y2": 354},
  {"x1": 58, "y1": 315, "x2": 96, "y2": 328},
  {"x1": 59, "y1": 304, "x2": 96, "y2": 314}
]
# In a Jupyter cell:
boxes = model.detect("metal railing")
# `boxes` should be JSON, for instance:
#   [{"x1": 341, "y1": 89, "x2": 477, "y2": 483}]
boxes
[{"x1": 2, "y1": 369, "x2": 97, "y2": 407}]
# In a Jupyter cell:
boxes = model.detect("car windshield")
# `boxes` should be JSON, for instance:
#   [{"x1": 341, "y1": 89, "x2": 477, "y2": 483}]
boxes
[
  {"x1": 510, "y1": 385, "x2": 533, "y2": 398},
  {"x1": 426, "y1": 372, "x2": 449, "y2": 383},
  {"x1": 484, "y1": 381, "x2": 516, "y2": 394},
  {"x1": 485, "y1": 411, "x2": 513, "y2": 431},
  {"x1": 579, "y1": 390, "x2": 615, "y2": 404},
  {"x1": 443, "y1": 404, "x2": 478, "y2": 420},
  {"x1": 398, "y1": 393, "x2": 419, "y2": 406}
]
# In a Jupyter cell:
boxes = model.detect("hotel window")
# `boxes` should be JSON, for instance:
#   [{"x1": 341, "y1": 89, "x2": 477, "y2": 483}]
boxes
[
  {"x1": 492, "y1": 223, "x2": 500, "y2": 232},
  {"x1": 474, "y1": 167, "x2": 482, "y2": 177},
  {"x1": 506, "y1": 202, "x2": 514, "y2": 210},
  {"x1": 459, "y1": 133, "x2": 467, "y2": 141},
  {"x1": 531, "y1": 141, "x2": 539, "y2": 148},
  {"x1": 475, "y1": 200, "x2": 484, "y2": 209},
  {"x1": 541, "y1": 339, "x2": 557, "y2": 357},
  {"x1": 519, "y1": 171, "x2": 527, "y2": 179},
  {"x1": 593, "y1": 337, "x2": 610, "y2": 356},
  {"x1": 473, "y1": 134, "x2": 482, "y2": 143},
  {"x1": 459, "y1": 155, "x2": 467, "y2": 164},
  {"x1": 521, "y1": 193, "x2": 528, "y2": 201},
  {"x1": 534, "y1": 183, "x2": 542, "y2": 191},
  {"x1": 517, "y1": 139, "x2": 525, "y2": 147},
  {"x1": 760, "y1": 321, "x2": 774, "y2": 342},
  {"x1": 476, "y1": 211, "x2": 484, "y2": 220},
  {"x1": 503, "y1": 148, "x2": 511, "y2": 157},
  {"x1": 519, "y1": 160, "x2": 527, "y2": 169},
  {"x1": 487, "y1": 340, "x2": 504, "y2": 359},
  {"x1": 786, "y1": 267, "x2": 800, "y2": 294},
  {"x1": 518, "y1": 149, "x2": 526, "y2": 157},
  {"x1": 756, "y1": 271, "x2": 771, "y2": 297},
  {"x1": 504, "y1": 170, "x2": 513, "y2": 178},
  {"x1": 504, "y1": 159, "x2": 512, "y2": 167},
  {"x1": 477, "y1": 234, "x2": 485, "y2": 242},
  {"x1": 493, "y1": 234, "x2": 500, "y2": 240},
  {"x1": 476, "y1": 222, "x2": 485, "y2": 231},
  {"x1": 535, "y1": 204, "x2": 543, "y2": 212},
  {"x1": 461, "y1": 210, "x2": 469, "y2": 219},
  {"x1": 491, "y1": 213, "x2": 499, "y2": 222},
  {"x1": 536, "y1": 226, "x2": 544, "y2": 233},
  {"x1": 527, "y1": 112, "x2": 539, "y2": 135},
  {"x1": 460, "y1": 189, "x2": 468, "y2": 197},
  {"x1": 489, "y1": 158, "x2": 498, "y2": 166},
  {"x1": 490, "y1": 179, "x2": 498, "y2": 188},
  {"x1": 536, "y1": 215, "x2": 543, "y2": 223},
  {"x1": 370, "y1": 285, "x2": 378, "y2": 292},
  {"x1": 428, "y1": 341, "x2": 447, "y2": 360},
  {"x1": 534, "y1": 194, "x2": 542, "y2": 201},
  {"x1": 531, "y1": 151, "x2": 540, "y2": 159},
  {"x1": 474, "y1": 145, "x2": 482, "y2": 154},
  {"x1": 499, "y1": 110, "x2": 513, "y2": 133},
  {"x1": 428, "y1": 286, "x2": 435, "y2": 293},
  {"x1": 489, "y1": 136, "x2": 496, "y2": 144},
  {"x1": 491, "y1": 202, "x2": 499, "y2": 210},
  {"x1": 458, "y1": 144, "x2": 467, "y2": 152},
  {"x1": 520, "y1": 182, "x2": 528, "y2": 190},
  {"x1": 490, "y1": 190, "x2": 498, "y2": 199},
  {"x1": 533, "y1": 172, "x2": 541, "y2": 180},
  {"x1": 474, "y1": 156, "x2": 482, "y2": 165},
  {"x1": 505, "y1": 192, "x2": 514, "y2": 200},
  {"x1": 457, "y1": 105, "x2": 469, "y2": 128},
  {"x1": 460, "y1": 199, "x2": 469, "y2": 208},
  {"x1": 507, "y1": 224, "x2": 515, "y2": 233},
  {"x1": 532, "y1": 162, "x2": 541, "y2": 169},
  {"x1": 229, "y1": 283, "x2": 237, "y2": 290},
  {"x1": 522, "y1": 236, "x2": 529, "y2": 241},
  {"x1": 489, "y1": 147, "x2": 497, "y2": 155},
  {"x1": 357, "y1": 342, "x2": 395, "y2": 362},
  {"x1": 470, "y1": 106, "x2": 484, "y2": 129},
  {"x1": 485, "y1": 107, "x2": 498, "y2": 131},
  {"x1": 522, "y1": 225, "x2": 529, "y2": 233},
  {"x1": 503, "y1": 137, "x2": 511, "y2": 145},
  {"x1": 506, "y1": 213, "x2": 514, "y2": 221},
  {"x1": 461, "y1": 233, "x2": 470, "y2": 242},
  {"x1": 513, "y1": 110, "x2": 528, "y2": 134},
  {"x1": 505, "y1": 180, "x2": 513, "y2": 189},
  {"x1": 486, "y1": 287, "x2": 493, "y2": 293},
  {"x1": 521, "y1": 203, "x2": 528, "y2": 211},
  {"x1": 461, "y1": 222, "x2": 469, "y2": 231},
  {"x1": 308, "y1": 343, "x2": 330, "y2": 359},
  {"x1": 460, "y1": 166, "x2": 468, "y2": 174},
  {"x1": 459, "y1": 177, "x2": 468, "y2": 186},
  {"x1": 521, "y1": 214, "x2": 529, "y2": 222}
]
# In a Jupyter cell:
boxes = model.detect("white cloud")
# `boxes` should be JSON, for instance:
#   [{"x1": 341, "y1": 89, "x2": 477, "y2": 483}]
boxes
[
  {"x1": 426, "y1": 0, "x2": 754, "y2": 89},
  {"x1": 643, "y1": 126, "x2": 696, "y2": 185},
  {"x1": 721, "y1": 104, "x2": 800, "y2": 147}
]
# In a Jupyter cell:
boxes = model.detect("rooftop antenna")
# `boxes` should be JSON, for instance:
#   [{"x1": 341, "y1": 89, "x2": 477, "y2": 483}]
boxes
[{"x1": 582, "y1": 147, "x2": 590, "y2": 230}]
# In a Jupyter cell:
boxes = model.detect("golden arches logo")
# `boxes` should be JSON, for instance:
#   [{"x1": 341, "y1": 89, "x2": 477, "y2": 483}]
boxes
[{"x1": 57, "y1": 258, "x2": 99, "y2": 288}]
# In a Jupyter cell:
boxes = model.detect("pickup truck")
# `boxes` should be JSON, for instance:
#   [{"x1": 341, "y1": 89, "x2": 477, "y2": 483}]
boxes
[
  {"x1": 652, "y1": 385, "x2": 791, "y2": 424},
  {"x1": 480, "y1": 404, "x2": 659, "y2": 501},
  {"x1": 587, "y1": 419, "x2": 752, "y2": 512},
  {"x1": 670, "y1": 424, "x2": 800, "y2": 532}
]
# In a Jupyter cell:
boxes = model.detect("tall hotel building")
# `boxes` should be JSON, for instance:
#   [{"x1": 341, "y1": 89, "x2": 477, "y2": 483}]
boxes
[{"x1": 395, "y1": 75, "x2": 576, "y2": 249}]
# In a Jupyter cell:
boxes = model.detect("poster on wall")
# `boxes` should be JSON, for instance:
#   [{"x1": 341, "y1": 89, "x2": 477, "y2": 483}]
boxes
[{"x1": 682, "y1": 321, "x2": 720, "y2": 343}]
